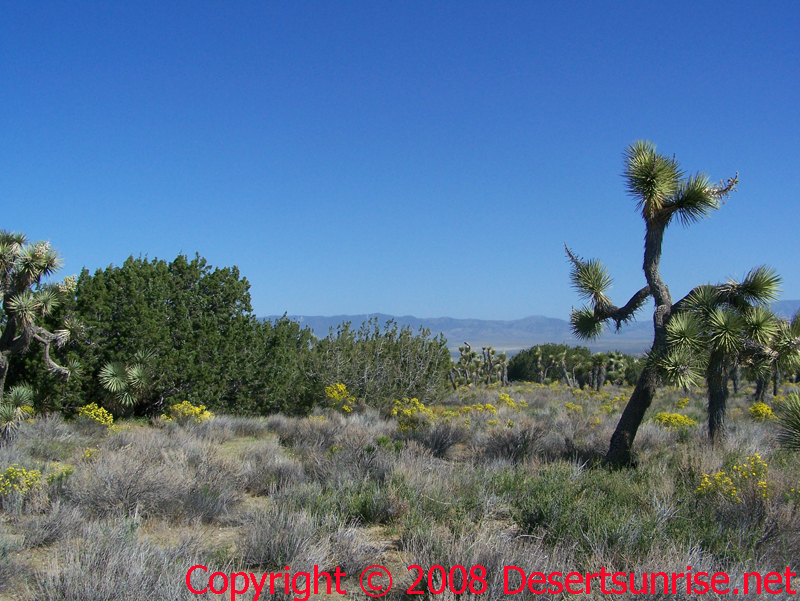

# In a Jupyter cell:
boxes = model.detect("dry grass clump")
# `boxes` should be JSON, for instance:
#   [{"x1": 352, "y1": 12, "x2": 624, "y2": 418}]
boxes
[
  {"x1": 241, "y1": 438, "x2": 306, "y2": 495},
  {"x1": 475, "y1": 418, "x2": 543, "y2": 463},
  {"x1": 0, "y1": 533, "x2": 23, "y2": 591},
  {"x1": 65, "y1": 428, "x2": 244, "y2": 521},
  {"x1": 236, "y1": 503, "x2": 332, "y2": 571},
  {"x1": 400, "y1": 526, "x2": 565, "y2": 601},
  {"x1": 404, "y1": 421, "x2": 468, "y2": 458},
  {"x1": 18, "y1": 500, "x2": 85, "y2": 548},
  {"x1": 14, "y1": 414, "x2": 85, "y2": 461},
  {"x1": 34, "y1": 518, "x2": 215, "y2": 601}
]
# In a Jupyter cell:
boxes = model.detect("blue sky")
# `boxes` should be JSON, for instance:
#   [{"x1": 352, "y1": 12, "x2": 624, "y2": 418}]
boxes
[{"x1": 3, "y1": 1, "x2": 798, "y2": 320}]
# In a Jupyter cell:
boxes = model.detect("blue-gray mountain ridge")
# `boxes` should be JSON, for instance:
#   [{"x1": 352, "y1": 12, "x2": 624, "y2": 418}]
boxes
[{"x1": 266, "y1": 301, "x2": 799, "y2": 357}]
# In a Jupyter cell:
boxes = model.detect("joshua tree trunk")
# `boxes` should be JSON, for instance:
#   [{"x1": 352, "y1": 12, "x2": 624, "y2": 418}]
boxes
[
  {"x1": 597, "y1": 363, "x2": 607, "y2": 391},
  {"x1": 606, "y1": 223, "x2": 669, "y2": 466},
  {"x1": 773, "y1": 366, "x2": 781, "y2": 397},
  {"x1": 0, "y1": 356, "x2": 8, "y2": 405},
  {"x1": 606, "y1": 363, "x2": 659, "y2": 465},
  {"x1": 707, "y1": 350, "x2": 729, "y2": 442},
  {"x1": 755, "y1": 377, "x2": 768, "y2": 402},
  {"x1": 560, "y1": 356, "x2": 573, "y2": 388},
  {"x1": 730, "y1": 364, "x2": 741, "y2": 394}
]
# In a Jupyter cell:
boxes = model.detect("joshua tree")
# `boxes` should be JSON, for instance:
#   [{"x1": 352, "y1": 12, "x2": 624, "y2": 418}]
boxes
[
  {"x1": 568, "y1": 140, "x2": 738, "y2": 466},
  {"x1": 449, "y1": 343, "x2": 509, "y2": 388},
  {"x1": 662, "y1": 272, "x2": 781, "y2": 441},
  {"x1": 0, "y1": 231, "x2": 78, "y2": 404},
  {"x1": 759, "y1": 312, "x2": 800, "y2": 398}
]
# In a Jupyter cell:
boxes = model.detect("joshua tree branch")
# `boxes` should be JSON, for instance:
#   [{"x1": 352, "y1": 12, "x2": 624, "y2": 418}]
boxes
[
  {"x1": 31, "y1": 327, "x2": 70, "y2": 376},
  {"x1": 594, "y1": 285, "x2": 652, "y2": 330}
]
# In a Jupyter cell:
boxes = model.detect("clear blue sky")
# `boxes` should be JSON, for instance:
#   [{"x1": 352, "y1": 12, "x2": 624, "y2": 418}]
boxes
[{"x1": 3, "y1": 1, "x2": 798, "y2": 320}]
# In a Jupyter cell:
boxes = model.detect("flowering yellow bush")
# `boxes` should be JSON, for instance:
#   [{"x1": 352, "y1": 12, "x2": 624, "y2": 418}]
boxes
[
  {"x1": 749, "y1": 402, "x2": 775, "y2": 420},
  {"x1": 697, "y1": 471, "x2": 739, "y2": 502},
  {"x1": 732, "y1": 454, "x2": 770, "y2": 499},
  {"x1": 564, "y1": 402, "x2": 583, "y2": 413},
  {"x1": 698, "y1": 454, "x2": 771, "y2": 502},
  {"x1": 391, "y1": 397, "x2": 434, "y2": 432},
  {"x1": 162, "y1": 401, "x2": 213, "y2": 424},
  {"x1": 653, "y1": 412, "x2": 696, "y2": 429},
  {"x1": 675, "y1": 397, "x2": 690, "y2": 409},
  {"x1": 82, "y1": 448, "x2": 99, "y2": 461},
  {"x1": 0, "y1": 465, "x2": 42, "y2": 497},
  {"x1": 498, "y1": 393, "x2": 527, "y2": 409},
  {"x1": 77, "y1": 403, "x2": 114, "y2": 427},
  {"x1": 325, "y1": 383, "x2": 355, "y2": 413},
  {"x1": 459, "y1": 404, "x2": 498, "y2": 415}
]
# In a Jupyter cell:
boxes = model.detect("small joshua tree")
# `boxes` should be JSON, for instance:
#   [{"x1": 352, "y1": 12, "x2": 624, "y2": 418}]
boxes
[
  {"x1": 662, "y1": 272, "x2": 782, "y2": 440},
  {"x1": 567, "y1": 141, "x2": 738, "y2": 465}
]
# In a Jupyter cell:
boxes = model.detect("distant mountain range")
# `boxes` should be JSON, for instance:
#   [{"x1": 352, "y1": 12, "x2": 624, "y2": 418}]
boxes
[{"x1": 266, "y1": 300, "x2": 800, "y2": 358}]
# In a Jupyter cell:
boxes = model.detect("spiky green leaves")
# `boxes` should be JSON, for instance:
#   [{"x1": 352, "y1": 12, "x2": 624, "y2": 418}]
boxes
[
  {"x1": 654, "y1": 347, "x2": 704, "y2": 390},
  {"x1": 665, "y1": 311, "x2": 705, "y2": 352},
  {"x1": 567, "y1": 252, "x2": 613, "y2": 309},
  {"x1": 775, "y1": 394, "x2": 800, "y2": 451},
  {"x1": 672, "y1": 173, "x2": 720, "y2": 226},
  {"x1": 99, "y1": 349, "x2": 157, "y2": 408},
  {"x1": 565, "y1": 246, "x2": 614, "y2": 340},
  {"x1": 570, "y1": 306, "x2": 605, "y2": 340},
  {"x1": 725, "y1": 266, "x2": 781, "y2": 306},
  {"x1": 0, "y1": 384, "x2": 36, "y2": 441},
  {"x1": 624, "y1": 140, "x2": 682, "y2": 221},
  {"x1": 6, "y1": 289, "x2": 63, "y2": 328},
  {"x1": 623, "y1": 141, "x2": 736, "y2": 228}
]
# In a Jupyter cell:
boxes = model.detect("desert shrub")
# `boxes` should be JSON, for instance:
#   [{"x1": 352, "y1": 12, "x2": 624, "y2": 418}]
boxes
[
  {"x1": 400, "y1": 526, "x2": 559, "y2": 601},
  {"x1": 290, "y1": 420, "x2": 402, "y2": 491},
  {"x1": 167, "y1": 415, "x2": 235, "y2": 444},
  {"x1": 183, "y1": 451, "x2": 244, "y2": 522},
  {"x1": 223, "y1": 415, "x2": 271, "y2": 438},
  {"x1": 0, "y1": 534, "x2": 21, "y2": 590},
  {"x1": 162, "y1": 400, "x2": 213, "y2": 425},
  {"x1": 275, "y1": 414, "x2": 347, "y2": 449},
  {"x1": 325, "y1": 383, "x2": 355, "y2": 412},
  {"x1": 19, "y1": 500, "x2": 84, "y2": 548},
  {"x1": 776, "y1": 393, "x2": 800, "y2": 450},
  {"x1": 329, "y1": 522, "x2": 387, "y2": 575},
  {"x1": 653, "y1": 412, "x2": 697, "y2": 429},
  {"x1": 0, "y1": 463, "x2": 43, "y2": 512},
  {"x1": 237, "y1": 504, "x2": 331, "y2": 570},
  {"x1": 76, "y1": 402, "x2": 114, "y2": 426},
  {"x1": 64, "y1": 448, "x2": 192, "y2": 518},
  {"x1": 749, "y1": 402, "x2": 775, "y2": 421},
  {"x1": 34, "y1": 518, "x2": 215, "y2": 601},
  {"x1": 391, "y1": 397, "x2": 434, "y2": 432},
  {"x1": 332, "y1": 477, "x2": 408, "y2": 525},
  {"x1": 242, "y1": 440, "x2": 306, "y2": 495},
  {"x1": 65, "y1": 432, "x2": 243, "y2": 521},
  {"x1": 406, "y1": 421, "x2": 467, "y2": 458},
  {"x1": 504, "y1": 463, "x2": 668, "y2": 564},
  {"x1": 696, "y1": 454, "x2": 771, "y2": 505},
  {"x1": 477, "y1": 420, "x2": 542, "y2": 463}
]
